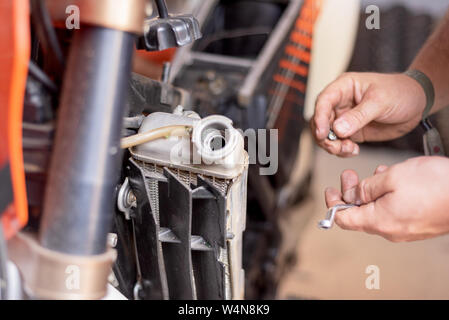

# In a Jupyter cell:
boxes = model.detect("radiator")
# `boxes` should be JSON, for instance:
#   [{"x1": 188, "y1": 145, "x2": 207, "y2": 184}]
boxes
[{"x1": 118, "y1": 109, "x2": 248, "y2": 300}]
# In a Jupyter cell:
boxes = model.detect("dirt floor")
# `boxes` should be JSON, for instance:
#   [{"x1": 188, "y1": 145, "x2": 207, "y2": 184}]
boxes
[{"x1": 277, "y1": 146, "x2": 449, "y2": 300}]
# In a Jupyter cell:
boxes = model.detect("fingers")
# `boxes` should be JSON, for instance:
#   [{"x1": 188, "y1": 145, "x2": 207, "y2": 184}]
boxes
[
  {"x1": 325, "y1": 185, "x2": 376, "y2": 232},
  {"x1": 327, "y1": 163, "x2": 397, "y2": 235},
  {"x1": 340, "y1": 170, "x2": 359, "y2": 204},
  {"x1": 323, "y1": 139, "x2": 360, "y2": 158},
  {"x1": 327, "y1": 165, "x2": 394, "y2": 232},
  {"x1": 340, "y1": 140, "x2": 359, "y2": 156},
  {"x1": 356, "y1": 169, "x2": 394, "y2": 204},
  {"x1": 334, "y1": 203, "x2": 376, "y2": 232},
  {"x1": 339, "y1": 166, "x2": 390, "y2": 204},
  {"x1": 325, "y1": 187, "x2": 345, "y2": 208},
  {"x1": 313, "y1": 75, "x2": 354, "y2": 141},
  {"x1": 338, "y1": 166, "x2": 393, "y2": 205},
  {"x1": 312, "y1": 74, "x2": 365, "y2": 157},
  {"x1": 333, "y1": 98, "x2": 383, "y2": 138},
  {"x1": 374, "y1": 165, "x2": 388, "y2": 175},
  {"x1": 313, "y1": 95, "x2": 336, "y2": 141},
  {"x1": 311, "y1": 119, "x2": 360, "y2": 157}
]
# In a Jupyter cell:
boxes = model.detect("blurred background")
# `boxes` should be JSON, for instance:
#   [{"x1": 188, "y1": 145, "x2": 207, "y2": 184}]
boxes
[
  {"x1": 278, "y1": 0, "x2": 449, "y2": 300},
  {"x1": 148, "y1": 0, "x2": 449, "y2": 299}
]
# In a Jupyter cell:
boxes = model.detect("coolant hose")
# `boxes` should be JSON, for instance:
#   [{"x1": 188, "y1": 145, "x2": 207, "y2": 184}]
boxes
[{"x1": 121, "y1": 125, "x2": 192, "y2": 149}]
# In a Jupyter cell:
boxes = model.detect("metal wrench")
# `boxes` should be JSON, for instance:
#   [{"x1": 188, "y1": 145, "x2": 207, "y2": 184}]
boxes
[{"x1": 318, "y1": 204, "x2": 358, "y2": 230}]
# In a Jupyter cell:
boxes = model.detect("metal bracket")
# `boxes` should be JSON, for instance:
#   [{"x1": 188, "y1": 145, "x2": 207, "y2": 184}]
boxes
[{"x1": 138, "y1": 14, "x2": 202, "y2": 51}]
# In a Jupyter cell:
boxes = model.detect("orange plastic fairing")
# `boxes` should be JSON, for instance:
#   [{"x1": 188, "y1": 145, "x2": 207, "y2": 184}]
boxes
[{"x1": 0, "y1": 0, "x2": 30, "y2": 238}]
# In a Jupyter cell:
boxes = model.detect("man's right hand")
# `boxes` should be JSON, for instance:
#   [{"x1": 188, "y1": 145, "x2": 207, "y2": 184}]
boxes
[
  {"x1": 311, "y1": 72, "x2": 427, "y2": 157},
  {"x1": 325, "y1": 156, "x2": 449, "y2": 242}
]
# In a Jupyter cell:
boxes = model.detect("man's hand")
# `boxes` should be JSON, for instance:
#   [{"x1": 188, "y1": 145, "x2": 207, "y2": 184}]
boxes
[
  {"x1": 325, "y1": 157, "x2": 449, "y2": 242},
  {"x1": 311, "y1": 72, "x2": 426, "y2": 157}
]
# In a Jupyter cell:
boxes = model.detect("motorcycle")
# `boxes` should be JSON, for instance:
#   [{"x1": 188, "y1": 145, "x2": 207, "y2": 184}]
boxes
[{"x1": 0, "y1": 0, "x2": 359, "y2": 300}]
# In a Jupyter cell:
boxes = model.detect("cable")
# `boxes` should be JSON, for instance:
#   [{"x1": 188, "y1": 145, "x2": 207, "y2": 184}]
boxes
[
  {"x1": 155, "y1": 0, "x2": 169, "y2": 18},
  {"x1": 28, "y1": 61, "x2": 58, "y2": 93},
  {"x1": 30, "y1": 0, "x2": 65, "y2": 69},
  {"x1": 121, "y1": 125, "x2": 192, "y2": 149},
  {"x1": 0, "y1": 225, "x2": 8, "y2": 300},
  {"x1": 196, "y1": 27, "x2": 272, "y2": 52}
]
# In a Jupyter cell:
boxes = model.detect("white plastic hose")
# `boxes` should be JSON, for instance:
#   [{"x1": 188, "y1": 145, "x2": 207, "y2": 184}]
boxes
[{"x1": 121, "y1": 125, "x2": 192, "y2": 149}]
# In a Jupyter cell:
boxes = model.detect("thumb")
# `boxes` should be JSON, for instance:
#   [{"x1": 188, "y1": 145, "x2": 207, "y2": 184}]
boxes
[
  {"x1": 333, "y1": 98, "x2": 382, "y2": 138},
  {"x1": 356, "y1": 170, "x2": 394, "y2": 204}
]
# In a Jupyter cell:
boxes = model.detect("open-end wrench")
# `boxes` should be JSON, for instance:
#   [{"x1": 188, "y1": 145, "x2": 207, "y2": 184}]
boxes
[{"x1": 318, "y1": 204, "x2": 358, "y2": 230}]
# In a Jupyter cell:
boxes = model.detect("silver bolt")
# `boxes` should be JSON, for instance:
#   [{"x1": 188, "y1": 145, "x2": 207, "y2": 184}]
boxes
[
  {"x1": 108, "y1": 233, "x2": 118, "y2": 248},
  {"x1": 127, "y1": 191, "x2": 136, "y2": 206},
  {"x1": 328, "y1": 129, "x2": 337, "y2": 141}
]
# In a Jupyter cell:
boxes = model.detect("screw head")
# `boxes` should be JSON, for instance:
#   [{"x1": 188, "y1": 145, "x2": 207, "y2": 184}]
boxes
[
  {"x1": 327, "y1": 130, "x2": 337, "y2": 141},
  {"x1": 108, "y1": 233, "x2": 118, "y2": 248},
  {"x1": 127, "y1": 191, "x2": 136, "y2": 206}
]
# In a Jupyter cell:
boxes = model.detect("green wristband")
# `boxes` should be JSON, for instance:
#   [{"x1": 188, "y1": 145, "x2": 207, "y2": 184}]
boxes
[{"x1": 404, "y1": 69, "x2": 435, "y2": 120}]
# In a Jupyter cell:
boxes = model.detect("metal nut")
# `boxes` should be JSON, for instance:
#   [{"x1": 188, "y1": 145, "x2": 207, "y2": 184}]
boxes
[{"x1": 327, "y1": 130, "x2": 337, "y2": 141}]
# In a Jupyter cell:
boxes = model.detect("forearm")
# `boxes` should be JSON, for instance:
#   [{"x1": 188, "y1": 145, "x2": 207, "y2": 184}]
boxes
[{"x1": 411, "y1": 9, "x2": 449, "y2": 114}]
